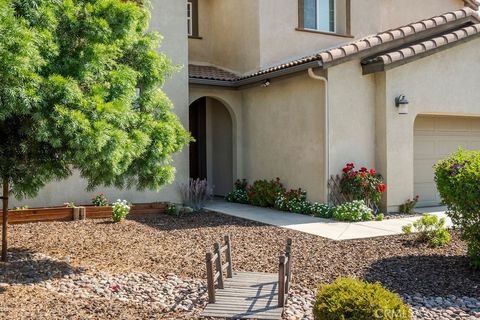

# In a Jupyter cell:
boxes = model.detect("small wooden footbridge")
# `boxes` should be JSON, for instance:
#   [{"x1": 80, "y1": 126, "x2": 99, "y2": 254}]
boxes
[{"x1": 201, "y1": 236, "x2": 292, "y2": 319}]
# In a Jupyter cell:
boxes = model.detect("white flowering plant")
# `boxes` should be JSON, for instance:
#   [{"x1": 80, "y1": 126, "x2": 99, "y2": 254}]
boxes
[
  {"x1": 112, "y1": 199, "x2": 130, "y2": 222},
  {"x1": 332, "y1": 200, "x2": 374, "y2": 222}
]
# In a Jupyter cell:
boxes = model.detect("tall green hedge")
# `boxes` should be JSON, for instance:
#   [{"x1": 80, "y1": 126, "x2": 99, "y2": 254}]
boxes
[{"x1": 434, "y1": 148, "x2": 480, "y2": 268}]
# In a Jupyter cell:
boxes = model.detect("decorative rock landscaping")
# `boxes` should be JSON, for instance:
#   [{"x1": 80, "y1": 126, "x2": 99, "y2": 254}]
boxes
[
  {"x1": 39, "y1": 272, "x2": 208, "y2": 313},
  {"x1": 1, "y1": 212, "x2": 480, "y2": 319}
]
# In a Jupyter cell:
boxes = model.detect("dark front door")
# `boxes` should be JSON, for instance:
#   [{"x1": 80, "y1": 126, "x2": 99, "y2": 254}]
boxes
[{"x1": 189, "y1": 97, "x2": 207, "y2": 180}]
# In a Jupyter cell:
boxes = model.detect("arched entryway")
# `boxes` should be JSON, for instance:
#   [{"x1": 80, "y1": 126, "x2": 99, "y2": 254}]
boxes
[{"x1": 189, "y1": 97, "x2": 234, "y2": 196}]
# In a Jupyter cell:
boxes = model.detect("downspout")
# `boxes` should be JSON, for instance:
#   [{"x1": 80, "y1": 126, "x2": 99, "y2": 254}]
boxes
[{"x1": 308, "y1": 68, "x2": 329, "y2": 204}]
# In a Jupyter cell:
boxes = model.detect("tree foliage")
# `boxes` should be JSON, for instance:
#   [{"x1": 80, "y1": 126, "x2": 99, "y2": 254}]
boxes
[
  {"x1": 0, "y1": 0, "x2": 189, "y2": 198},
  {"x1": 0, "y1": 0, "x2": 190, "y2": 260}
]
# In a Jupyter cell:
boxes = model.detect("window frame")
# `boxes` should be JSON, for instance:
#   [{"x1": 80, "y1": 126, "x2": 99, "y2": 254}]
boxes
[
  {"x1": 298, "y1": 0, "x2": 351, "y2": 37},
  {"x1": 303, "y1": 0, "x2": 336, "y2": 33},
  {"x1": 187, "y1": 1, "x2": 193, "y2": 36},
  {"x1": 187, "y1": 0, "x2": 200, "y2": 39}
]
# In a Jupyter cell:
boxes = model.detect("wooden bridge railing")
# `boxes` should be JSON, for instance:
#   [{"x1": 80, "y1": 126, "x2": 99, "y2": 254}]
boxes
[
  {"x1": 205, "y1": 236, "x2": 293, "y2": 307},
  {"x1": 278, "y1": 238, "x2": 292, "y2": 307},
  {"x1": 205, "y1": 235, "x2": 233, "y2": 303}
]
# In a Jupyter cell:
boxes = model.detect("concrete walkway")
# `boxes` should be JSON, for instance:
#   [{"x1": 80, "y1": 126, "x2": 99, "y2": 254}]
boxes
[{"x1": 204, "y1": 201, "x2": 453, "y2": 240}]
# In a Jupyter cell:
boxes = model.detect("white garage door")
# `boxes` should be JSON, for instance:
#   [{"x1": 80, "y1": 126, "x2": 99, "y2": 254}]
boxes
[{"x1": 414, "y1": 115, "x2": 480, "y2": 207}]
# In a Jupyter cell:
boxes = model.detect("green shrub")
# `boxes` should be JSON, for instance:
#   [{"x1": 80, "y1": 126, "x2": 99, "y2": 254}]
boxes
[
  {"x1": 165, "y1": 203, "x2": 177, "y2": 216},
  {"x1": 275, "y1": 188, "x2": 310, "y2": 214},
  {"x1": 434, "y1": 148, "x2": 480, "y2": 267},
  {"x1": 112, "y1": 199, "x2": 130, "y2": 222},
  {"x1": 333, "y1": 200, "x2": 374, "y2": 222},
  {"x1": 402, "y1": 214, "x2": 451, "y2": 247},
  {"x1": 313, "y1": 277, "x2": 411, "y2": 320},
  {"x1": 246, "y1": 178, "x2": 285, "y2": 208},
  {"x1": 376, "y1": 213, "x2": 385, "y2": 221},
  {"x1": 226, "y1": 180, "x2": 250, "y2": 204},
  {"x1": 311, "y1": 203, "x2": 334, "y2": 218},
  {"x1": 225, "y1": 189, "x2": 249, "y2": 204},
  {"x1": 399, "y1": 195, "x2": 419, "y2": 214},
  {"x1": 92, "y1": 193, "x2": 109, "y2": 207}
]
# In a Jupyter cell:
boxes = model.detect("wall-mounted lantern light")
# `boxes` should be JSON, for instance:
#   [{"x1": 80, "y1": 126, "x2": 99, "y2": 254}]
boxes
[{"x1": 395, "y1": 95, "x2": 409, "y2": 114}]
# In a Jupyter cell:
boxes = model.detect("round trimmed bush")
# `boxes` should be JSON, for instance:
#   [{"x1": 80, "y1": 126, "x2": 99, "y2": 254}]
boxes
[
  {"x1": 313, "y1": 277, "x2": 411, "y2": 320},
  {"x1": 434, "y1": 148, "x2": 480, "y2": 268}
]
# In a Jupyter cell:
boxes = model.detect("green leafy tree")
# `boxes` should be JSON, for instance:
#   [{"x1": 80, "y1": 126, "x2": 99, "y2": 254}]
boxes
[{"x1": 0, "y1": 0, "x2": 190, "y2": 261}]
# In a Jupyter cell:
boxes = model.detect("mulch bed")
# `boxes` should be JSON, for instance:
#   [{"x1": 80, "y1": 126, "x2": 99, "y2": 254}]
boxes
[{"x1": 3, "y1": 211, "x2": 479, "y2": 298}]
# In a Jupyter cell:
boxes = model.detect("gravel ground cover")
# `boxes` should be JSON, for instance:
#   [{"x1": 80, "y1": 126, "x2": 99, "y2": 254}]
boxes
[{"x1": 1, "y1": 210, "x2": 479, "y2": 319}]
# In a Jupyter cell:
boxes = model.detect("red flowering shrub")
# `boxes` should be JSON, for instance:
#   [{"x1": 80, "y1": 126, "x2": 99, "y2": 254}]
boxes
[
  {"x1": 340, "y1": 163, "x2": 386, "y2": 206},
  {"x1": 247, "y1": 177, "x2": 286, "y2": 208}
]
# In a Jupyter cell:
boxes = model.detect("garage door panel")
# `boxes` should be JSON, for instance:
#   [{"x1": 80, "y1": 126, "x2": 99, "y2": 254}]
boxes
[
  {"x1": 469, "y1": 118, "x2": 480, "y2": 131},
  {"x1": 414, "y1": 160, "x2": 435, "y2": 183},
  {"x1": 467, "y1": 140, "x2": 480, "y2": 150},
  {"x1": 436, "y1": 140, "x2": 469, "y2": 157},
  {"x1": 435, "y1": 117, "x2": 470, "y2": 132},
  {"x1": 415, "y1": 183, "x2": 439, "y2": 204},
  {"x1": 414, "y1": 116, "x2": 480, "y2": 207},
  {"x1": 414, "y1": 137, "x2": 436, "y2": 159},
  {"x1": 415, "y1": 116, "x2": 435, "y2": 130}
]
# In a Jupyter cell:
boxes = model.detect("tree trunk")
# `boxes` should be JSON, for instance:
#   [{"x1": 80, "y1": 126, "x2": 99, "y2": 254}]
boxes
[{"x1": 1, "y1": 178, "x2": 8, "y2": 262}]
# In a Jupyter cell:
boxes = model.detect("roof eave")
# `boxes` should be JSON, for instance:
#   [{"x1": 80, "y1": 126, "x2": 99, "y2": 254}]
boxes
[
  {"x1": 323, "y1": 15, "x2": 479, "y2": 69},
  {"x1": 189, "y1": 60, "x2": 323, "y2": 88},
  {"x1": 362, "y1": 31, "x2": 480, "y2": 75}
]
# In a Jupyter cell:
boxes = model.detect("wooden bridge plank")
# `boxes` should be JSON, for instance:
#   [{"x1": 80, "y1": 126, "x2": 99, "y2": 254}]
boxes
[{"x1": 200, "y1": 271, "x2": 283, "y2": 319}]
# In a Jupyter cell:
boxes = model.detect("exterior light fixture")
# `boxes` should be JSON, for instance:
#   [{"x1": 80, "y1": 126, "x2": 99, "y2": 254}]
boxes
[
  {"x1": 395, "y1": 95, "x2": 409, "y2": 114},
  {"x1": 261, "y1": 79, "x2": 271, "y2": 87}
]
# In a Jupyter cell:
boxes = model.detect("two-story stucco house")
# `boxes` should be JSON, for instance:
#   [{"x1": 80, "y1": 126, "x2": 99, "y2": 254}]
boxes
[
  {"x1": 187, "y1": 0, "x2": 480, "y2": 212},
  {"x1": 16, "y1": 0, "x2": 480, "y2": 213}
]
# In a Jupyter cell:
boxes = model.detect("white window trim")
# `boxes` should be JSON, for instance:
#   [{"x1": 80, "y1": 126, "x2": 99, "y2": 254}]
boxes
[
  {"x1": 305, "y1": 0, "x2": 336, "y2": 33},
  {"x1": 187, "y1": 1, "x2": 193, "y2": 36}
]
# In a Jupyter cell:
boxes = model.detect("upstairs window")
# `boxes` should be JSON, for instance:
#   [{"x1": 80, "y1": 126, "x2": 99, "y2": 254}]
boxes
[
  {"x1": 303, "y1": 0, "x2": 335, "y2": 33},
  {"x1": 187, "y1": 0, "x2": 199, "y2": 38},
  {"x1": 187, "y1": 1, "x2": 193, "y2": 36}
]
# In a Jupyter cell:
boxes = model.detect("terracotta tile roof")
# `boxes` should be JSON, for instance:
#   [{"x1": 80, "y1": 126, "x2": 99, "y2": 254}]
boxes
[
  {"x1": 190, "y1": 7, "x2": 480, "y2": 85},
  {"x1": 364, "y1": 23, "x2": 480, "y2": 67},
  {"x1": 317, "y1": 7, "x2": 479, "y2": 66},
  {"x1": 188, "y1": 64, "x2": 239, "y2": 81}
]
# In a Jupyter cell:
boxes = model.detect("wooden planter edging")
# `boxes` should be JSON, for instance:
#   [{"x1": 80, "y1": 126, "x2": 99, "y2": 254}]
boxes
[
  {"x1": 84, "y1": 206, "x2": 113, "y2": 219},
  {"x1": 83, "y1": 202, "x2": 167, "y2": 219},
  {"x1": 0, "y1": 202, "x2": 167, "y2": 225}
]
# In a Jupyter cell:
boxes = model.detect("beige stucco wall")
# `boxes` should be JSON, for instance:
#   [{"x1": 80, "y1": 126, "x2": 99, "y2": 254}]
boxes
[
  {"x1": 379, "y1": 0, "x2": 461, "y2": 32},
  {"x1": 189, "y1": 0, "x2": 260, "y2": 74},
  {"x1": 379, "y1": 38, "x2": 480, "y2": 211},
  {"x1": 327, "y1": 60, "x2": 377, "y2": 179},
  {"x1": 258, "y1": 0, "x2": 351, "y2": 69},
  {"x1": 241, "y1": 74, "x2": 326, "y2": 202},
  {"x1": 12, "y1": 0, "x2": 189, "y2": 208}
]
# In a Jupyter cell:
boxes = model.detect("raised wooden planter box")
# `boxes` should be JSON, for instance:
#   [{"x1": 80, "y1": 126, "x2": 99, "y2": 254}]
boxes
[
  {"x1": 0, "y1": 202, "x2": 167, "y2": 224},
  {"x1": 84, "y1": 206, "x2": 113, "y2": 219},
  {"x1": 131, "y1": 202, "x2": 167, "y2": 215},
  {"x1": 0, "y1": 207, "x2": 75, "y2": 225}
]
